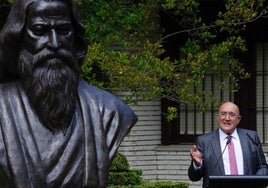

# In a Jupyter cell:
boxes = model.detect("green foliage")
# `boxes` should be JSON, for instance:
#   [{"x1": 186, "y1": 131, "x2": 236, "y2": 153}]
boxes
[
  {"x1": 109, "y1": 153, "x2": 142, "y2": 186},
  {"x1": 80, "y1": 0, "x2": 164, "y2": 99},
  {"x1": 141, "y1": 181, "x2": 189, "y2": 188},
  {"x1": 108, "y1": 153, "x2": 188, "y2": 187},
  {"x1": 108, "y1": 181, "x2": 189, "y2": 188},
  {"x1": 166, "y1": 107, "x2": 178, "y2": 122},
  {"x1": 110, "y1": 152, "x2": 130, "y2": 172},
  {"x1": 81, "y1": 0, "x2": 158, "y2": 46},
  {"x1": 109, "y1": 171, "x2": 143, "y2": 186},
  {"x1": 78, "y1": 0, "x2": 266, "y2": 114}
]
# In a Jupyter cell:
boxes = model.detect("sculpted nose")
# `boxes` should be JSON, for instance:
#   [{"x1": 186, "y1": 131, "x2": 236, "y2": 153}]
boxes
[{"x1": 48, "y1": 30, "x2": 60, "y2": 50}]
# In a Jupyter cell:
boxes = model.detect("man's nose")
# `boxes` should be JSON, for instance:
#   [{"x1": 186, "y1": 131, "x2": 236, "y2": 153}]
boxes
[
  {"x1": 225, "y1": 114, "x2": 231, "y2": 119},
  {"x1": 48, "y1": 30, "x2": 60, "y2": 50}
]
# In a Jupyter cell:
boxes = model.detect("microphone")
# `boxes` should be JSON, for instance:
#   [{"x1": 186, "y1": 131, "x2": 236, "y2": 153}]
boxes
[
  {"x1": 246, "y1": 132, "x2": 265, "y2": 175},
  {"x1": 215, "y1": 136, "x2": 231, "y2": 169}
]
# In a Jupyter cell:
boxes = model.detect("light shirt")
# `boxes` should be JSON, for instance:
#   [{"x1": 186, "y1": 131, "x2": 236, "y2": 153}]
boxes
[{"x1": 219, "y1": 129, "x2": 244, "y2": 175}]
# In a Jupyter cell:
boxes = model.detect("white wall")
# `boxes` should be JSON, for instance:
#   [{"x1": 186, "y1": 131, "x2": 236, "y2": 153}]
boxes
[{"x1": 118, "y1": 99, "x2": 161, "y2": 180}]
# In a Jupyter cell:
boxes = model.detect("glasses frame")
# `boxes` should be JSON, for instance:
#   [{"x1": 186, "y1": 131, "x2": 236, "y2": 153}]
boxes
[{"x1": 218, "y1": 111, "x2": 240, "y2": 119}]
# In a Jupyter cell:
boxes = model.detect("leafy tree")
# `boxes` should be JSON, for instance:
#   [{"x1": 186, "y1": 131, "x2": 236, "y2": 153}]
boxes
[{"x1": 79, "y1": 0, "x2": 267, "y2": 113}]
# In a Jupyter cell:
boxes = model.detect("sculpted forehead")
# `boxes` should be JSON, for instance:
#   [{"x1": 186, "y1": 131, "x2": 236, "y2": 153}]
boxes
[{"x1": 27, "y1": 0, "x2": 71, "y2": 20}]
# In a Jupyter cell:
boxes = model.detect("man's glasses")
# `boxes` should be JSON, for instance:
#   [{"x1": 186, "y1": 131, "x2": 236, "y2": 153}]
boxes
[{"x1": 218, "y1": 111, "x2": 239, "y2": 118}]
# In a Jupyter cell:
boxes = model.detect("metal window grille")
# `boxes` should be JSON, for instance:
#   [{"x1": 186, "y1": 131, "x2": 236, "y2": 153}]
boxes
[{"x1": 256, "y1": 43, "x2": 268, "y2": 143}]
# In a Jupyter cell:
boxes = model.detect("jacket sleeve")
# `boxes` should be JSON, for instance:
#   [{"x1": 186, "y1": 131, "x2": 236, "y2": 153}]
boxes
[
  {"x1": 188, "y1": 136, "x2": 204, "y2": 181},
  {"x1": 252, "y1": 131, "x2": 268, "y2": 175},
  {"x1": 188, "y1": 160, "x2": 204, "y2": 181}
]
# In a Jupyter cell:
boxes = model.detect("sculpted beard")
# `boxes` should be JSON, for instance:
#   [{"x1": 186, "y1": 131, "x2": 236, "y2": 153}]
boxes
[{"x1": 18, "y1": 48, "x2": 80, "y2": 132}]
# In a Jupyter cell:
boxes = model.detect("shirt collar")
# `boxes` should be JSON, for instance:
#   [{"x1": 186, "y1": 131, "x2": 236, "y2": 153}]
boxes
[{"x1": 219, "y1": 128, "x2": 238, "y2": 141}]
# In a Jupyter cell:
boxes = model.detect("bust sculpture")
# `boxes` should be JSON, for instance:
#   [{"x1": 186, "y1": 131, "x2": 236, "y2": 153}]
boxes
[{"x1": 0, "y1": 0, "x2": 137, "y2": 187}]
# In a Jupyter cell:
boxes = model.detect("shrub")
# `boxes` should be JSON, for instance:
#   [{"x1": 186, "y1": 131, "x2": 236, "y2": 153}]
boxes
[
  {"x1": 110, "y1": 152, "x2": 130, "y2": 172},
  {"x1": 108, "y1": 181, "x2": 189, "y2": 188},
  {"x1": 139, "y1": 181, "x2": 189, "y2": 188},
  {"x1": 108, "y1": 153, "x2": 189, "y2": 188},
  {"x1": 109, "y1": 153, "x2": 142, "y2": 186},
  {"x1": 109, "y1": 170, "x2": 143, "y2": 186}
]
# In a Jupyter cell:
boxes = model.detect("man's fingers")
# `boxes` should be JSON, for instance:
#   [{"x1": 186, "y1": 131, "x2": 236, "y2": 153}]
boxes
[
  {"x1": 191, "y1": 145, "x2": 198, "y2": 154},
  {"x1": 192, "y1": 145, "x2": 198, "y2": 151},
  {"x1": 190, "y1": 145, "x2": 199, "y2": 159}
]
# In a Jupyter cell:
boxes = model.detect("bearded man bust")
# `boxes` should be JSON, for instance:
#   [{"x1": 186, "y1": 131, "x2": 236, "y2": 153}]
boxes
[{"x1": 0, "y1": 0, "x2": 137, "y2": 187}]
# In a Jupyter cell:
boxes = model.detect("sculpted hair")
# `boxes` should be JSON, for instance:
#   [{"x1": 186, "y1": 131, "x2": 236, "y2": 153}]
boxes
[{"x1": 0, "y1": 0, "x2": 87, "y2": 82}]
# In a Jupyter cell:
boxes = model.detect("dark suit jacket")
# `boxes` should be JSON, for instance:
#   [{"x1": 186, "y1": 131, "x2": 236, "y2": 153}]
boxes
[{"x1": 188, "y1": 128, "x2": 268, "y2": 188}]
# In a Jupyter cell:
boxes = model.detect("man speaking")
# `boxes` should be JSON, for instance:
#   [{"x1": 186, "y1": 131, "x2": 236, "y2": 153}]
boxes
[
  {"x1": 188, "y1": 102, "x2": 268, "y2": 188},
  {"x1": 0, "y1": 0, "x2": 137, "y2": 187}
]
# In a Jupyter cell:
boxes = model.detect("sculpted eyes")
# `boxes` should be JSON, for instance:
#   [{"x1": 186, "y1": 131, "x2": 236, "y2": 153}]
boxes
[
  {"x1": 30, "y1": 24, "x2": 48, "y2": 36},
  {"x1": 30, "y1": 24, "x2": 72, "y2": 36},
  {"x1": 56, "y1": 25, "x2": 72, "y2": 35}
]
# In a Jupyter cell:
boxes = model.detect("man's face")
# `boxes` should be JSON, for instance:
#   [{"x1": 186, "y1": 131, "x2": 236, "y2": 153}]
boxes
[
  {"x1": 24, "y1": 0, "x2": 73, "y2": 56},
  {"x1": 216, "y1": 102, "x2": 241, "y2": 134}
]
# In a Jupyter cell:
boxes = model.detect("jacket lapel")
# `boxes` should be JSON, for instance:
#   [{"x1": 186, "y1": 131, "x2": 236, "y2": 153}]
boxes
[
  {"x1": 237, "y1": 129, "x2": 249, "y2": 174},
  {"x1": 211, "y1": 129, "x2": 225, "y2": 175}
]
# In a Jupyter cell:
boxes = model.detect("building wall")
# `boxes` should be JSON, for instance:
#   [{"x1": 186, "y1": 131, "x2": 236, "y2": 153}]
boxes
[
  {"x1": 118, "y1": 99, "x2": 161, "y2": 180},
  {"x1": 118, "y1": 99, "x2": 268, "y2": 188}
]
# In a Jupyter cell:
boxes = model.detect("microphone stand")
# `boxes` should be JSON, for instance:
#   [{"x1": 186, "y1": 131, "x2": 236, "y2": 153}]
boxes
[
  {"x1": 207, "y1": 137, "x2": 231, "y2": 188},
  {"x1": 215, "y1": 136, "x2": 231, "y2": 169}
]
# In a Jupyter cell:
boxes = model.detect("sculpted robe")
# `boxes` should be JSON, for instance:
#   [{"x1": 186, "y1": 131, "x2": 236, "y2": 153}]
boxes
[{"x1": 0, "y1": 79, "x2": 137, "y2": 188}]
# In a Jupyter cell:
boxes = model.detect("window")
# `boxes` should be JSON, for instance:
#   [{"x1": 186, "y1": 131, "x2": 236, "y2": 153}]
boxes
[
  {"x1": 256, "y1": 43, "x2": 268, "y2": 143},
  {"x1": 161, "y1": 74, "x2": 233, "y2": 144}
]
